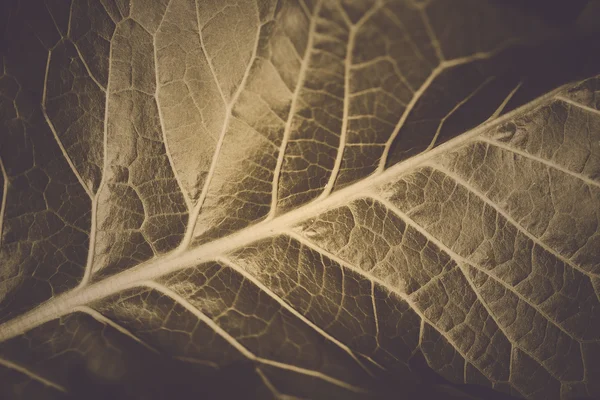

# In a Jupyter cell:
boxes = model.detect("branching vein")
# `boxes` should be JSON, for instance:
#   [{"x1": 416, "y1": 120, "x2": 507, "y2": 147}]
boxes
[
  {"x1": 268, "y1": 0, "x2": 323, "y2": 219},
  {"x1": 0, "y1": 357, "x2": 66, "y2": 393},
  {"x1": 0, "y1": 82, "x2": 571, "y2": 345}
]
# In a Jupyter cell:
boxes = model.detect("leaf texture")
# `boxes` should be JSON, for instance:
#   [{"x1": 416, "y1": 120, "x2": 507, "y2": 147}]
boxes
[{"x1": 1, "y1": 0, "x2": 600, "y2": 399}]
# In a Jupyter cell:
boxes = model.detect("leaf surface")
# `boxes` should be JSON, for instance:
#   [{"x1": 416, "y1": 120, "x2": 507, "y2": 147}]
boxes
[{"x1": 1, "y1": 1, "x2": 600, "y2": 399}]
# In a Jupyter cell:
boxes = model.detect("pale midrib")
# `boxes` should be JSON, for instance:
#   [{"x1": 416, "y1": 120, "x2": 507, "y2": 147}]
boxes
[{"x1": 0, "y1": 83, "x2": 571, "y2": 343}]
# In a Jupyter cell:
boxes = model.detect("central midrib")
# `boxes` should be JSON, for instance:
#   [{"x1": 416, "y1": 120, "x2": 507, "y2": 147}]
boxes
[{"x1": 0, "y1": 84, "x2": 566, "y2": 343}]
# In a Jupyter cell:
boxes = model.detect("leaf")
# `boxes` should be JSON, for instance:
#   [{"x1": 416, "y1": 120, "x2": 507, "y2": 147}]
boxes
[{"x1": 0, "y1": 1, "x2": 599, "y2": 399}]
